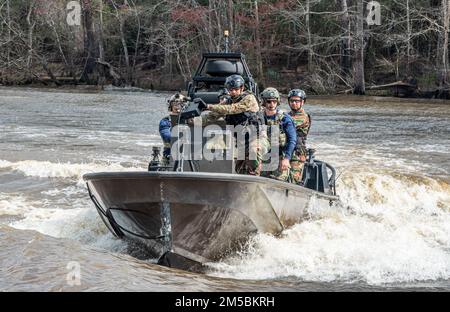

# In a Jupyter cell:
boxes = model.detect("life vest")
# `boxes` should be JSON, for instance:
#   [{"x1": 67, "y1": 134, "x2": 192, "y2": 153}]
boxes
[
  {"x1": 264, "y1": 111, "x2": 287, "y2": 148},
  {"x1": 289, "y1": 109, "x2": 310, "y2": 157}
]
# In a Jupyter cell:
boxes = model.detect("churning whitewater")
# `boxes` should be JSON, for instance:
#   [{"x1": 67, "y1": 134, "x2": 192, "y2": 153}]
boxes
[{"x1": 0, "y1": 87, "x2": 449, "y2": 291}]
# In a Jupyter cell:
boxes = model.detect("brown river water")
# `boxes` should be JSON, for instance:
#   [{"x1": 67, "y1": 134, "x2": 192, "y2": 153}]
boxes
[{"x1": 0, "y1": 87, "x2": 449, "y2": 291}]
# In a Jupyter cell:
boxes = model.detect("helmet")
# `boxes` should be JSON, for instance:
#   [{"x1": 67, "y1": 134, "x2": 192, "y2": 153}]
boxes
[
  {"x1": 260, "y1": 87, "x2": 280, "y2": 103},
  {"x1": 225, "y1": 74, "x2": 245, "y2": 89},
  {"x1": 287, "y1": 89, "x2": 307, "y2": 101},
  {"x1": 167, "y1": 93, "x2": 187, "y2": 110}
]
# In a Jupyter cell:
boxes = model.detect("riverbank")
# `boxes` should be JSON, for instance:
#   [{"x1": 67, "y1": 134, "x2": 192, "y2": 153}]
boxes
[
  {"x1": 2, "y1": 85, "x2": 450, "y2": 106},
  {"x1": 2, "y1": 67, "x2": 447, "y2": 99}
]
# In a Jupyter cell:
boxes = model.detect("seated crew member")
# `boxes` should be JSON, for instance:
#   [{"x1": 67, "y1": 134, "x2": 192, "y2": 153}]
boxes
[
  {"x1": 159, "y1": 93, "x2": 187, "y2": 164},
  {"x1": 287, "y1": 89, "x2": 311, "y2": 184},
  {"x1": 260, "y1": 87, "x2": 297, "y2": 181},
  {"x1": 202, "y1": 74, "x2": 265, "y2": 176}
]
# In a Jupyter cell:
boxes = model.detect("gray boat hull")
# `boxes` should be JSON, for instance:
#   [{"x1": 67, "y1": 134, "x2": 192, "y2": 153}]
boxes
[{"x1": 84, "y1": 171, "x2": 338, "y2": 271}]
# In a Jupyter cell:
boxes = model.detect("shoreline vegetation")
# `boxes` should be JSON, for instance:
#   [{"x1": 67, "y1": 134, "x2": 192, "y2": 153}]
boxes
[{"x1": 2, "y1": 1, "x2": 450, "y2": 99}]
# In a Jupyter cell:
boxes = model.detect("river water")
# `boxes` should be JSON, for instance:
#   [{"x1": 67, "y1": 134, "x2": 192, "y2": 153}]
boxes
[{"x1": 0, "y1": 87, "x2": 449, "y2": 291}]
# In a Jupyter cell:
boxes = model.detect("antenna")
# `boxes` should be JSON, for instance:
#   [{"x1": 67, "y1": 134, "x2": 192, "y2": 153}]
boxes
[{"x1": 224, "y1": 30, "x2": 229, "y2": 53}]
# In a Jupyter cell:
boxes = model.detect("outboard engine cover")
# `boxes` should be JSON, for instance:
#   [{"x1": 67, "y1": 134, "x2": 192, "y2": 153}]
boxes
[
  {"x1": 301, "y1": 149, "x2": 334, "y2": 195},
  {"x1": 302, "y1": 161, "x2": 331, "y2": 194}
]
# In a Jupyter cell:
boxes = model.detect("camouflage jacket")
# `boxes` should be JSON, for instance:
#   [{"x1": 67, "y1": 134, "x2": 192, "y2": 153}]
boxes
[
  {"x1": 211, "y1": 92, "x2": 260, "y2": 114},
  {"x1": 203, "y1": 92, "x2": 260, "y2": 124}
]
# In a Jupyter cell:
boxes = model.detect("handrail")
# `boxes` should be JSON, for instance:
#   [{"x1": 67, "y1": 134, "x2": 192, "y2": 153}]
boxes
[{"x1": 325, "y1": 162, "x2": 337, "y2": 196}]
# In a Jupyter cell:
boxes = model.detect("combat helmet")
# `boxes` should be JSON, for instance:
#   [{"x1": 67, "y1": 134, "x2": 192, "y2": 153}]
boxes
[
  {"x1": 260, "y1": 87, "x2": 281, "y2": 104},
  {"x1": 287, "y1": 89, "x2": 307, "y2": 101},
  {"x1": 167, "y1": 93, "x2": 187, "y2": 111},
  {"x1": 225, "y1": 74, "x2": 245, "y2": 89}
]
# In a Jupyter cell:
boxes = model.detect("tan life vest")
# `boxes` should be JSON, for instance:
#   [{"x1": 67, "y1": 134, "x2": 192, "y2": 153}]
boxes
[{"x1": 265, "y1": 111, "x2": 287, "y2": 148}]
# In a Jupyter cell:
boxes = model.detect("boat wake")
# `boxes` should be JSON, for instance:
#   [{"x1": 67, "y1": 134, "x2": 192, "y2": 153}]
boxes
[
  {"x1": 0, "y1": 159, "x2": 140, "y2": 253},
  {"x1": 1, "y1": 158, "x2": 449, "y2": 285},
  {"x1": 206, "y1": 168, "x2": 450, "y2": 285},
  {"x1": 0, "y1": 159, "x2": 143, "y2": 182}
]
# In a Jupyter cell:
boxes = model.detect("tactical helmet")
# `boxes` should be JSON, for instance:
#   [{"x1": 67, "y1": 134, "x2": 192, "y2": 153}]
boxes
[
  {"x1": 288, "y1": 89, "x2": 307, "y2": 101},
  {"x1": 167, "y1": 93, "x2": 187, "y2": 110},
  {"x1": 225, "y1": 74, "x2": 245, "y2": 89},
  {"x1": 260, "y1": 87, "x2": 280, "y2": 104}
]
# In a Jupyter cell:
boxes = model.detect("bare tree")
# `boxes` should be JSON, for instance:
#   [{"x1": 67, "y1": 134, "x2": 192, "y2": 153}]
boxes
[
  {"x1": 254, "y1": 0, "x2": 264, "y2": 83},
  {"x1": 228, "y1": 0, "x2": 234, "y2": 47},
  {"x1": 26, "y1": 0, "x2": 35, "y2": 74},
  {"x1": 97, "y1": 0, "x2": 106, "y2": 85},
  {"x1": 81, "y1": 0, "x2": 100, "y2": 83},
  {"x1": 440, "y1": 0, "x2": 450, "y2": 86},
  {"x1": 353, "y1": 0, "x2": 365, "y2": 94},
  {"x1": 406, "y1": 0, "x2": 411, "y2": 73},
  {"x1": 6, "y1": 0, "x2": 11, "y2": 72},
  {"x1": 306, "y1": 0, "x2": 313, "y2": 71},
  {"x1": 337, "y1": 0, "x2": 351, "y2": 76},
  {"x1": 111, "y1": 0, "x2": 132, "y2": 85}
]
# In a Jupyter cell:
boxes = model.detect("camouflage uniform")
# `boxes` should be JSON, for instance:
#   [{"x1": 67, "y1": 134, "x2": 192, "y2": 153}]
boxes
[
  {"x1": 205, "y1": 92, "x2": 265, "y2": 176},
  {"x1": 289, "y1": 109, "x2": 310, "y2": 184}
]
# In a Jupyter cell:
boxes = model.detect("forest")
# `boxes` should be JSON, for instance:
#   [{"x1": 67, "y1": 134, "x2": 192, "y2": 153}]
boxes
[{"x1": 1, "y1": 0, "x2": 450, "y2": 97}]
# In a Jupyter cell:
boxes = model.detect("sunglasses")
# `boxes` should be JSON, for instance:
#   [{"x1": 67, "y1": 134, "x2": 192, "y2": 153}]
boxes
[
  {"x1": 289, "y1": 99, "x2": 302, "y2": 103},
  {"x1": 265, "y1": 99, "x2": 278, "y2": 104}
]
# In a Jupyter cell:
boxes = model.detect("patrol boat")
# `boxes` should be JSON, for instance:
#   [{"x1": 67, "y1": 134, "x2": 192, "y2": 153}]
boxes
[{"x1": 83, "y1": 39, "x2": 339, "y2": 272}]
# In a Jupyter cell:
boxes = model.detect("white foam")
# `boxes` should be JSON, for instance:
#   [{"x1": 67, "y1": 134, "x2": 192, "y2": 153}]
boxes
[
  {"x1": 8, "y1": 196, "x2": 127, "y2": 253},
  {"x1": 311, "y1": 141, "x2": 434, "y2": 174},
  {"x1": 41, "y1": 185, "x2": 84, "y2": 197},
  {"x1": 207, "y1": 169, "x2": 450, "y2": 285},
  {"x1": 0, "y1": 159, "x2": 142, "y2": 253},
  {"x1": 0, "y1": 159, "x2": 143, "y2": 182},
  {"x1": 0, "y1": 194, "x2": 37, "y2": 216}
]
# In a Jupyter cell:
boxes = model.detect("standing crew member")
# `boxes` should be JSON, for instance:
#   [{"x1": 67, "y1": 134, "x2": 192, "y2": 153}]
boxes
[
  {"x1": 288, "y1": 89, "x2": 311, "y2": 184},
  {"x1": 260, "y1": 87, "x2": 297, "y2": 181},
  {"x1": 203, "y1": 74, "x2": 265, "y2": 176}
]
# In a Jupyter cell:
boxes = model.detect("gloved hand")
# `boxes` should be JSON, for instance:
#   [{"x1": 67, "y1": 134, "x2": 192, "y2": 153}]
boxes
[{"x1": 222, "y1": 96, "x2": 232, "y2": 105}]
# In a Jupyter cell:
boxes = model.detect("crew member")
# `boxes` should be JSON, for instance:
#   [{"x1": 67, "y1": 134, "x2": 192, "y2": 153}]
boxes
[
  {"x1": 159, "y1": 93, "x2": 187, "y2": 164},
  {"x1": 260, "y1": 87, "x2": 297, "y2": 181},
  {"x1": 203, "y1": 74, "x2": 265, "y2": 176},
  {"x1": 288, "y1": 89, "x2": 311, "y2": 184}
]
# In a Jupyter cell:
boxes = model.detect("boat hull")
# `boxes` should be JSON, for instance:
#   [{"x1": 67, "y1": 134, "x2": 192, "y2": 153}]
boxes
[{"x1": 84, "y1": 171, "x2": 338, "y2": 270}]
